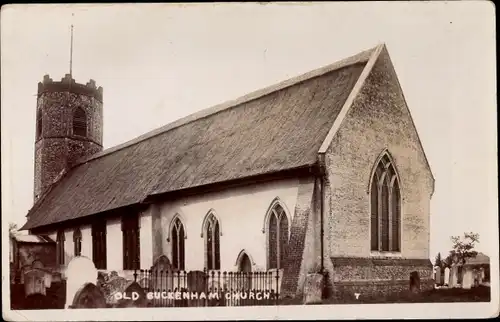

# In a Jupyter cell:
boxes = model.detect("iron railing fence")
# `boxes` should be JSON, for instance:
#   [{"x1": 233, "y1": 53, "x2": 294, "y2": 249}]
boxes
[{"x1": 134, "y1": 268, "x2": 281, "y2": 307}]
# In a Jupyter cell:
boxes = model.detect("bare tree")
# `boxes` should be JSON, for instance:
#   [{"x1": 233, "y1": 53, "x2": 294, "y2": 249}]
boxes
[{"x1": 448, "y1": 232, "x2": 480, "y2": 265}]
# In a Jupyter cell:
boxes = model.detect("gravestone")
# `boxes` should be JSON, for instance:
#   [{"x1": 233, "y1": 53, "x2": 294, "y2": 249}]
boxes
[
  {"x1": 303, "y1": 272, "x2": 324, "y2": 304},
  {"x1": 473, "y1": 269, "x2": 479, "y2": 286},
  {"x1": 24, "y1": 268, "x2": 47, "y2": 296},
  {"x1": 103, "y1": 275, "x2": 130, "y2": 305},
  {"x1": 44, "y1": 271, "x2": 53, "y2": 288},
  {"x1": 150, "y1": 255, "x2": 173, "y2": 291},
  {"x1": 409, "y1": 271, "x2": 421, "y2": 293},
  {"x1": 52, "y1": 272, "x2": 63, "y2": 283},
  {"x1": 24, "y1": 293, "x2": 51, "y2": 310},
  {"x1": 151, "y1": 255, "x2": 172, "y2": 271},
  {"x1": 444, "y1": 267, "x2": 450, "y2": 286},
  {"x1": 187, "y1": 270, "x2": 207, "y2": 293},
  {"x1": 462, "y1": 267, "x2": 474, "y2": 289},
  {"x1": 449, "y1": 265, "x2": 458, "y2": 288},
  {"x1": 65, "y1": 256, "x2": 98, "y2": 309},
  {"x1": 435, "y1": 266, "x2": 442, "y2": 285},
  {"x1": 115, "y1": 281, "x2": 148, "y2": 308},
  {"x1": 457, "y1": 266, "x2": 464, "y2": 285},
  {"x1": 186, "y1": 270, "x2": 208, "y2": 307},
  {"x1": 70, "y1": 282, "x2": 107, "y2": 308},
  {"x1": 32, "y1": 260, "x2": 44, "y2": 269},
  {"x1": 478, "y1": 267, "x2": 485, "y2": 285}
]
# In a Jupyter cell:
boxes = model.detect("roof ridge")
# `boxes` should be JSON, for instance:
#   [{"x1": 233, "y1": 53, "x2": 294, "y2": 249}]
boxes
[
  {"x1": 75, "y1": 44, "x2": 377, "y2": 165},
  {"x1": 22, "y1": 46, "x2": 372, "y2": 231}
]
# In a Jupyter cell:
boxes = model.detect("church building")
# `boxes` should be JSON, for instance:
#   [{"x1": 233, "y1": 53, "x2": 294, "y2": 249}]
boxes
[{"x1": 21, "y1": 43, "x2": 435, "y2": 299}]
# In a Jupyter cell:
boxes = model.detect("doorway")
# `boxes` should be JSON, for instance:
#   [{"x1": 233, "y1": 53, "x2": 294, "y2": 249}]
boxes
[{"x1": 239, "y1": 253, "x2": 252, "y2": 273}]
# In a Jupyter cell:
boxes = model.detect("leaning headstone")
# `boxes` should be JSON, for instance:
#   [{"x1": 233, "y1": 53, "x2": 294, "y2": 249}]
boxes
[
  {"x1": 70, "y1": 282, "x2": 107, "y2": 308},
  {"x1": 103, "y1": 275, "x2": 130, "y2": 305},
  {"x1": 444, "y1": 267, "x2": 450, "y2": 286},
  {"x1": 65, "y1": 256, "x2": 98, "y2": 309}
]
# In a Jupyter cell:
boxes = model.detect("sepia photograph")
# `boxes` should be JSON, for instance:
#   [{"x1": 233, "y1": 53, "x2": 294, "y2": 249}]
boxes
[{"x1": 1, "y1": 2, "x2": 498, "y2": 321}]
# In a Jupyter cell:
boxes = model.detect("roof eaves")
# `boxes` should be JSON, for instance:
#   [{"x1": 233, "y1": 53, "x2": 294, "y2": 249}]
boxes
[{"x1": 144, "y1": 163, "x2": 319, "y2": 203}]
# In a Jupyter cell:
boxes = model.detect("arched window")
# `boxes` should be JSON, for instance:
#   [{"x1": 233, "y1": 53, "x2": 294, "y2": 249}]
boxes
[
  {"x1": 36, "y1": 109, "x2": 43, "y2": 139},
  {"x1": 204, "y1": 213, "x2": 220, "y2": 270},
  {"x1": 267, "y1": 203, "x2": 289, "y2": 270},
  {"x1": 56, "y1": 230, "x2": 65, "y2": 265},
  {"x1": 73, "y1": 228, "x2": 82, "y2": 257},
  {"x1": 171, "y1": 217, "x2": 185, "y2": 271},
  {"x1": 73, "y1": 107, "x2": 87, "y2": 137},
  {"x1": 370, "y1": 153, "x2": 401, "y2": 252}
]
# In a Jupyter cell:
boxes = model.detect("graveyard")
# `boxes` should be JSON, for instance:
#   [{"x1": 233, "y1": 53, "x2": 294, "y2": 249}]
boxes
[
  {"x1": 11, "y1": 253, "x2": 491, "y2": 309},
  {"x1": 9, "y1": 233, "x2": 491, "y2": 309}
]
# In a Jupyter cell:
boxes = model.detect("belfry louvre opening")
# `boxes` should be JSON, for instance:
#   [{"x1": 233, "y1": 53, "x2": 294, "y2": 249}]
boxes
[{"x1": 73, "y1": 107, "x2": 87, "y2": 137}]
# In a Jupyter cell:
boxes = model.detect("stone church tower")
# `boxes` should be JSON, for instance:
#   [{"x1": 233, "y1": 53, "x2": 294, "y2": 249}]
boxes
[{"x1": 33, "y1": 73, "x2": 103, "y2": 202}]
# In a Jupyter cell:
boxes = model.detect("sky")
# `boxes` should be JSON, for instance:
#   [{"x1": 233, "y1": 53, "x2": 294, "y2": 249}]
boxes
[{"x1": 1, "y1": 2, "x2": 497, "y2": 261}]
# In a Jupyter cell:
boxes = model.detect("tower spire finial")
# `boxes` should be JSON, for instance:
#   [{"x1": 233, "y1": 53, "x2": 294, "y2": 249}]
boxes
[{"x1": 69, "y1": 13, "x2": 74, "y2": 77}]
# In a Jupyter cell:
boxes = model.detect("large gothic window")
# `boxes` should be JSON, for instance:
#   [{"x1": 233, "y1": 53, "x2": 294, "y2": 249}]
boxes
[
  {"x1": 171, "y1": 217, "x2": 185, "y2": 271},
  {"x1": 267, "y1": 202, "x2": 289, "y2": 270},
  {"x1": 73, "y1": 228, "x2": 82, "y2": 257},
  {"x1": 122, "y1": 214, "x2": 140, "y2": 270},
  {"x1": 56, "y1": 230, "x2": 65, "y2": 265},
  {"x1": 204, "y1": 213, "x2": 220, "y2": 270},
  {"x1": 370, "y1": 153, "x2": 401, "y2": 252},
  {"x1": 73, "y1": 107, "x2": 87, "y2": 137}
]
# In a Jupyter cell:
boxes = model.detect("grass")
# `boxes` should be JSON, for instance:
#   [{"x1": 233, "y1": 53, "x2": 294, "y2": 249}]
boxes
[
  {"x1": 279, "y1": 286, "x2": 491, "y2": 305},
  {"x1": 11, "y1": 284, "x2": 491, "y2": 309}
]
